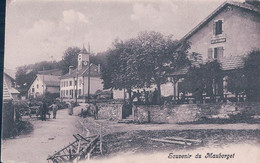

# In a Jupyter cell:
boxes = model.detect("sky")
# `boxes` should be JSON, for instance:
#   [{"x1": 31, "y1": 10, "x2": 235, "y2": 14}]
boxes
[{"x1": 4, "y1": 0, "x2": 244, "y2": 70}]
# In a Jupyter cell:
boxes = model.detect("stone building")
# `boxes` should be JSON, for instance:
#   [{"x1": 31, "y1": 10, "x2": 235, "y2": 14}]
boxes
[
  {"x1": 59, "y1": 46, "x2": 103, "y2": 100},
  {"x1": 170, "y1": 0, "x2": 260, "y2": 101}
]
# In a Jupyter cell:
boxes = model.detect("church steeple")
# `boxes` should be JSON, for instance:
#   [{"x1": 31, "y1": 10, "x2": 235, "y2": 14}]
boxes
[
  {"x1": 81, "y1": 44, "x2": 88, "y2": 54},
  {"x1": 78, "y1": 44, "x2": 90, "y2": 70}
]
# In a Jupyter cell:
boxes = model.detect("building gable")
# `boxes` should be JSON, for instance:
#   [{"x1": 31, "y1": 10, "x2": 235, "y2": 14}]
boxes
[{"x1": 185, "y1": 1, "x2": 260, "y2": 61}]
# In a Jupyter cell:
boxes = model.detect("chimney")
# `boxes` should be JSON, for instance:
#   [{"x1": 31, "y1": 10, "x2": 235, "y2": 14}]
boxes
[
  {"x1": 69, "y1": 66, "x2": 73, "y2": 75},
  {"x1": 98, "y1": 64, "x2": 101, "y2": 73}
]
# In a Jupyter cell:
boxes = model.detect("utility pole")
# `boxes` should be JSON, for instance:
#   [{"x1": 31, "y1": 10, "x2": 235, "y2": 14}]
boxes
[
  {"x1": 75, "y1": 69, "x2": 78, "y2": 104},
  {"x1": 42, "y1": 66, "x2": 45, "y2": 96},
  {"x1": 87, "y1": 43, "x2": 91, "y2": 102}
]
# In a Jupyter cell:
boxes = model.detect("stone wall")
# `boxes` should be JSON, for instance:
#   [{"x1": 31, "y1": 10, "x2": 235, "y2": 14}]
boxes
[
  {"x1": 97, "y1": 102, "x2": 123, "y2": 120},
  {"x1": 133, "y1": 102, "x2": 260, "y2": 124}
]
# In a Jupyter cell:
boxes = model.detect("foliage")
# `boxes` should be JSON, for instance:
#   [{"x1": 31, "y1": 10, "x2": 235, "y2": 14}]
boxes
[
  {"x1": 15, "y1": 67, "x2": 38, "y2": 95},
  {"x1": 90, "y1": 52, "x2": 108, "y2": 67},
  {"x1": 101, "y1": 39, "x2": 137, "y2": 94},
  {"x1": 101, "y1": 31, "x2": 190, "y2": 104},
  {"x1": 226, "y1": 69, "x2": 246, "y2": 97},
  {"x1": 183, "y1": 60, "x2": 222, "y2": 101},
  {"x1": 244, "y1": 49, "x2": 260, "y2": 101},
  {"x1": 59, "y1": 47, "x2": 81, "y2": 74}
]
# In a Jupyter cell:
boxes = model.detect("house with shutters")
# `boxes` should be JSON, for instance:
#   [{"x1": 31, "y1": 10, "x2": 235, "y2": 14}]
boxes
[
  {"x1": 59, "y1": 46, "x2": 103, "y2": 100},
  {"x1": 28, "y1": 74, "x2": 60, "y2": 98},
  {"x1": 169, "y1": 0, "x2": 260, "y2": 101}
]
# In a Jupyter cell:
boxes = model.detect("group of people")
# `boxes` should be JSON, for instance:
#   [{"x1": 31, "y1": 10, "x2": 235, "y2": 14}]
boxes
[
  {"x1": 28, "y1": 99, "x2": 59, "y2": 121},
  {"x1": 83, "y1": 102, "x2": 99, "y2": 120},
  {"x1": 132, "y1": 88, "x2": 159, "y2": 105}
]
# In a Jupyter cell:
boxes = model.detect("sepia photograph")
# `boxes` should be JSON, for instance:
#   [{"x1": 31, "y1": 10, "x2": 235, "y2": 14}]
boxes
[{"x1": 1, "y1": 0, "x2": 260, "y2": 162}]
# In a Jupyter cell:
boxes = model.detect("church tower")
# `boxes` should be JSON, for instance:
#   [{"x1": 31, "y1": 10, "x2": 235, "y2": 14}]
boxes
[{"x1": 78, "y1": 45, "x2": 90, "y2": 70}]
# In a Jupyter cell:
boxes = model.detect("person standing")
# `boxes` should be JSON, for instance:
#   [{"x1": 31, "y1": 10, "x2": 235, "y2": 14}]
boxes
[
  {"x1": 42, "y1": 101, "x2": 47, "y2": 121},
  {"x1": 52, "y1": 101, "x2": 58, "y2": 119},
  {"x1": 68, "y1": 102, "x2": 74, "y2": 115}
]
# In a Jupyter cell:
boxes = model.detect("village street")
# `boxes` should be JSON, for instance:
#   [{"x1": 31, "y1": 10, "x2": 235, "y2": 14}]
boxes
[
  {"x1": 1, "y1": 107, "x2": 84, "y2": 163},
  {"x1": 1, "y1": 104, "x2": 260, "y2": 163}
]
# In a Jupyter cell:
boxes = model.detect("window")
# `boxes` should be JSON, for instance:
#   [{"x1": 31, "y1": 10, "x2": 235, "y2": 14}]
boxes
[
  {"x1": 37, "y1": 84, "x2": 39, "y2": 88},
  {"x1": 32, "y1": 88, "x2": 35, "y2": 92},
  {"x1": 66, "y1": 90, "x2": 68, "y2": 95},
  {"x1": 79, "y1": 79, "x2": 82, "y2": 86},
  {"x1": 214, "y1": 20, "x2": 223, "y2": 35},
  {"x1": 79, "y1": 89, "x2": 81, "y2": 96},
  {"x1": 70, "y1": 81, "x2": 72, "y2": 86},
  {"x1": 75, "y1": 80, "x2": 77, "y2": 85},
  {"x1": 66, "y1": 81, "x2": 68, "y2": 87},
  {"x1": 208, "y1": 47, "x2": 224, "y2": 59}
]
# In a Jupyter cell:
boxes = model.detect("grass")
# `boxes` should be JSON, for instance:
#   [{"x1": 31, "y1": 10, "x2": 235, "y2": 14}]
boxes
[{"x1": 95, "y1": 129, "x2": 260, "y2": 158}]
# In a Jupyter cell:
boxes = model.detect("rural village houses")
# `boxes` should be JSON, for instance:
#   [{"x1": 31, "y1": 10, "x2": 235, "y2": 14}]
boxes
[
  {"x1": 59, "y1": 46, "x2": 103, "y2": 100},
  {"x1": 25, "y1": 0, "x2": 260, "y2": 102},
  {"x1": 28, "y1": 74, "x2": 60, "y2": 98},
  {"x1": 168, "y1": 0, "x2": 260, "y2": 101}
]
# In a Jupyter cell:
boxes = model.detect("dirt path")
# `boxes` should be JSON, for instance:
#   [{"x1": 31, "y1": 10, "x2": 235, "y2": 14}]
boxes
[{"x1": 1, "y1": 108, "x2": 83, "y2": 163}]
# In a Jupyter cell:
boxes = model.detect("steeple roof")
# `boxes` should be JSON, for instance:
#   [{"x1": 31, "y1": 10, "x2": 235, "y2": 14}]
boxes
[{"x1": 81, "y1": 44, "x2": 88, "y2": 54}]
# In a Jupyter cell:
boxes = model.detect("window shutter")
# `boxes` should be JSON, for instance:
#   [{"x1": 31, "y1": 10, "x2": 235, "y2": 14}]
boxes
[
  {"x1": 208, "y1": 48, "x2": 213, "y2": 59},
  {"x1": 213, "y1": 22, "x2": 216, "y2": 35},
  {"x1": 217, "y1": 47, "x2": 224, "y2": 59},
  {"x1": 219, "y1": 20, "x2": 223, "y2": 34}
]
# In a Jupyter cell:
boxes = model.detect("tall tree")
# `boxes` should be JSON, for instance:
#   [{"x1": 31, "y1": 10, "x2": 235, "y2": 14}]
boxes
[
  {"x1": 130, "y1": 31, "x2": 190, "y2": 104},
  {"x1": 244, "y1": 49, "x2": 260, "y2": 101},
  {"x1": 183, "y1": 60, "x2": 222, "y2": 102},
  {"x1": 101, "y1": 39, "x2": 138, "y2": 99},
  {"x1": 60, "y1": 47, "x2": 81, "y2": 74},
  {"x1": 15, "y1": 66, "x2": 38, "y2": 96},
  {"x1": 226, "y1": 69, "x2": 246, "y2": 100}
]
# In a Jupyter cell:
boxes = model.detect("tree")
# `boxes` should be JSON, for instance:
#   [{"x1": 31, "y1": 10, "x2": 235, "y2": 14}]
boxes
[
  {"x1": 59, "y1": 47, "x2": 81, "y2": 74},
  {"x1": 244, "y1": 49, "x2": 260, "y2": 101},
  {"x1": 226, "y1": 69, "x2": 246, "y2": 100},
  {"x1": 183, "y1": 60, "x2": 222, "y2": 102},
  {"x1": 129, "y1": 31, "x2": 190, "y2": 104},
  {"x1": 90, "y1": 52, "x2": 108, "y2": 67},
  {"x1": 15, "y1": 66, "x2": 38, "y2": 96},
  {"x1": 101, "y1": 39, "x2": 138, "y2": 100},
  {"x1": 102, "y1": 31, "x2": 190, "y2": 104}
]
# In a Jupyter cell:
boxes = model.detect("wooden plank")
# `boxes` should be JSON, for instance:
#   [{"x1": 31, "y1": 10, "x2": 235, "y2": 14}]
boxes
[
  {"x1": 165, "y1": 137, "x2": 202, "y2": 144},
  {"x1": 77, "y1": 134, "x2": 90, "y2": 142},
  {"x1": 151, "y1": 138, "x2": 192, "y2": 146},
  {"x1": 59, "y1": 155, "x2": 68, "y2": 162},
  {"x1": 81, "y1": 135, "x2": 100, "y2": 157}
]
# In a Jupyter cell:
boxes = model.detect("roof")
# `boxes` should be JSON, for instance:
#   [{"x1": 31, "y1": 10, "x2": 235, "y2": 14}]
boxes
[
  {"x1": 181, "y1": 1, "x2": 260, "y2": 42},
  {"x1": 170, "y1": 55, "x2": 245, "y2": 76},
  {"x1": 38, "y1": 69, "x2": 62, "y2": 76},
  {"x1": 60, "y1": 64, "x2": 100, "y2": 79},
  {"x1": 38, "y1": 75, "x2": 60, "y2": 87},
  {"x1": 219, "y1": 55, "x2": 245, "y2": 70},
  {"x1": 81, "y1": 45, "x2": 89, "y2": 54},
  {"x1": 4, "y1": 68, "x2": 16, "y2": 80},
  {"x1": 3, "y1": 79, "x2": 13, "y2": 101}
]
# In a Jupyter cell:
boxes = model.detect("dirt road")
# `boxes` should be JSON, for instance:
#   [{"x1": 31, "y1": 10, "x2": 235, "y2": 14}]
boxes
[
  {"x1": 1, "y1": 108, "x2": 84, "y2": 163},
  {"x1": 1, "y1": 103, "x2": 260, "y2": 163}
]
